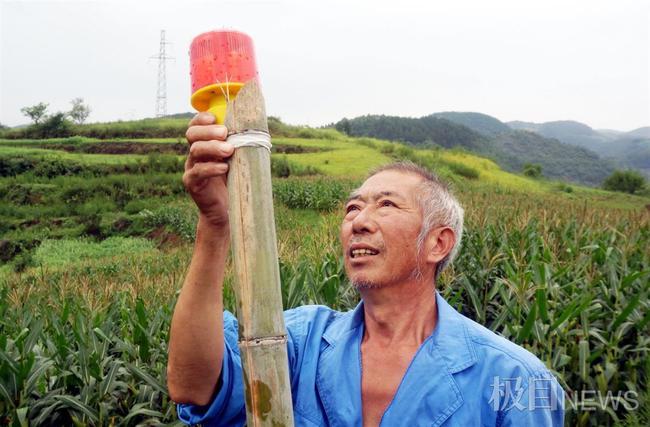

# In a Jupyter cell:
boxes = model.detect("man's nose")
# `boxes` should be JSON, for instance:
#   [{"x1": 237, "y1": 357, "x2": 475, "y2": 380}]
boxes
[{"x1": 352, "y1": 206, "x2": 377, "y2": 234}]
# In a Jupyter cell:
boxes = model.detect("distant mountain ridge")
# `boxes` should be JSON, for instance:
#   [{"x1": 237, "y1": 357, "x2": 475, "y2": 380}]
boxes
[
  {"x1": 626, "y1": 127, "x2": 650, "y2": 138},
  {"x1": 506, "y1": 120, "x2": 650, "y2": 178},
  {"x1": 335, "y1": 112, "x2": 617, "y2": 186},
  {"x1": 432, "y1": 112, "x2": 511, "y2": 136}
]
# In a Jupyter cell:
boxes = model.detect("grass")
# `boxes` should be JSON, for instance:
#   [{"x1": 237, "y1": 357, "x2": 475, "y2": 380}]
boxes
[
  {"x1": 0, "y1": 137, "x2": 183, "y2": 146},
  {"x1": 439, "y1": 150, "x2": 547, "y2": 192},
  {"x1": 33, "y1": 237, "x2": 158, "y2": 268},
  {"x1": 273, "y1": 137, "x2": 396, "y2": 177},
  {"x1": 0, "y1": 145, "x2": 149, "y2": 165}
]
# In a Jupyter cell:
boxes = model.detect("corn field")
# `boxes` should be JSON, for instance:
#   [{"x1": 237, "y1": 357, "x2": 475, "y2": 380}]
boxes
[{"x1": 0, "y1": 185, "x2": 648, "y2": 426}]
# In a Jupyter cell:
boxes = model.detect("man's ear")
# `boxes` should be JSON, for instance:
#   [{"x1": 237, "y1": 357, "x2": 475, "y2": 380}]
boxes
[{"x1": 424, "y1": 226, "x2": 456, "y2": 265}]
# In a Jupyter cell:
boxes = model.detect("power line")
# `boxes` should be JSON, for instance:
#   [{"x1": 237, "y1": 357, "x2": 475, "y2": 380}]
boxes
[{"x1": 150, "y1": 30, "x2": 174, "y2": 118}]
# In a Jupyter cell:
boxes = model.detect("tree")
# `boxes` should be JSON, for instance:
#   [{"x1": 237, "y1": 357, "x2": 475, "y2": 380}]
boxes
[
  {"x1": 602, "y1": 170, "x2": 646, "y2": 194},
  {"x1": 68, "y1": 98, "x2": 91, "y2": 124},
  {"x1": 39, "y1": 112, "x2": 72, "y2": 138},
  {"x1": 523, "y1": 163, "x2": 542, "y2": 178},
  {"x1": 335, "y1": 118, "x2": 351, "y2": 135},
  {"x1": 20, "y1": 102, "x2": 48, "y2": 124}
]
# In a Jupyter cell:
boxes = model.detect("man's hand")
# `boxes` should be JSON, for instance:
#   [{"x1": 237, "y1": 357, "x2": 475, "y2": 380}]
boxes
[{"x1": 183, "y1": 112, "x2": 234, "y2": 228}]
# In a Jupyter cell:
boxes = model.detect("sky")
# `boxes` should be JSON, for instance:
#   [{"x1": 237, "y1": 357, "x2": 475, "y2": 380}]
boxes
[{"x1": 1, "y1": 0, "x2": 648, "y2": 131}]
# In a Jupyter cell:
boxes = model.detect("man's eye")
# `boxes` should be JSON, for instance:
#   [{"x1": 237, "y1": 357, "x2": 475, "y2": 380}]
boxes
[
  {"x1": 380, "y1": 200, "x2": 395, "y2": 207},
  {"x1": 346, "y1": 205, "x2": 359, "y2": 213}
]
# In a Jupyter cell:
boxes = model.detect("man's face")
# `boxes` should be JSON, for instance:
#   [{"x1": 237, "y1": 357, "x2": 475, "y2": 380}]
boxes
[{"x1": 340, "y1": 170, "x2": 425, "y2": 289}]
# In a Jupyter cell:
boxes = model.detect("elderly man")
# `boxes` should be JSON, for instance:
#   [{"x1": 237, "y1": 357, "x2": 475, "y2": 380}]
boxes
[{"x1": 167, "y1": 113, "x2": 565, "y2": 426}]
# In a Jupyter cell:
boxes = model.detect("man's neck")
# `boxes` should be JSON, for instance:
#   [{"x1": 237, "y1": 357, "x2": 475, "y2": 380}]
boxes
[{"x1": 360, "y1": 282, "x2": 438, "y2": 347}]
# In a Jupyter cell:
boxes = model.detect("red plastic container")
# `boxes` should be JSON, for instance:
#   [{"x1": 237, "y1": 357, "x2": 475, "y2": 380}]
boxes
[{"x1": 189, "y1": 30, "x2": 258, "y2": 93}]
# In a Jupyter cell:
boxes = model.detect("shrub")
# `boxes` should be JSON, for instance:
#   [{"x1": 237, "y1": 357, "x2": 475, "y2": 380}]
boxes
[
  {"x1": 125, "y1": 199, "x2": 153, "y2": 214},
  {"x1": 523, "y1": 163, "x2": 543, "y2": 178},
  {"x1": 0, "y1": 240, "x2": 19, "y2": 263},
  {"x1": 380, "y1": 144, "x2": 395, "y2": 155},
  {"x1": 272, "y1": 155, "x2": 291, "y2": 178},
  {"x1": 553, "y1": 183, "x2": 574, "y2": 193},
  {"x1": 446, "y1": 161, "x2": 479, "y2": 180},
  {"x1": 62, "y1": 186, "x2": 94, "y2": 205},
  {"x1": 602, "y1": 170, "x2": 646, "y2": 194},
  {"x1": 0, "y1": 157, "x2": 35, "y2": 177},
  {"x1": 79, "y1": 213, "x2": 103, "y2": 238},
  {"x1": 0, "y1": 183, "x2": 59, "y2": 205},
  {"x1": 271, "y1": 155, "x2": 321, "y2": 178},
  {"x1": 33, "y1": 158, "x2": 83, "y2": 178},
  {"x1": 75, "y1": 198, "x2": 118, "y2": 216},
  {"x1": 37, "y1": 112, "x2": 73, "y2": 138},
  {"x1": 12, "y1": 251, "x2": 35, "y2": 272}
]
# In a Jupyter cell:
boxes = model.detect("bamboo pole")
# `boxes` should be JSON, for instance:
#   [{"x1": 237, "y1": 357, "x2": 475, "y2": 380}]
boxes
[{"x1": 224, "y1": 80, "x2": 295, "y2": 427}]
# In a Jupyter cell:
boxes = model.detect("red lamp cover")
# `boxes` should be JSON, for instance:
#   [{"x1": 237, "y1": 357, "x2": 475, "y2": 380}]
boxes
[{"x1": 189, "y1": 30, "x2": 259, "y2": 94}]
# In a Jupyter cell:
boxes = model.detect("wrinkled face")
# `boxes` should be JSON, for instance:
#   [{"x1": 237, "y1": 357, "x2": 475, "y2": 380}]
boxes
[{"x1": 340, "y1": 170, "x2": 425, "y2": 289}]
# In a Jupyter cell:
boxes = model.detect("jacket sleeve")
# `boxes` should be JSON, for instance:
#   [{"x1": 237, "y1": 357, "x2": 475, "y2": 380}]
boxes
[
  {"x1": 176, "y1": 309, "x2": 307, "y2": 426},
  {"x1": 176, "y1": 311, "x2": 246, "y2": 427},
  {"x1": 499, "y1": 371, "x2": 565, "y2": 427}
]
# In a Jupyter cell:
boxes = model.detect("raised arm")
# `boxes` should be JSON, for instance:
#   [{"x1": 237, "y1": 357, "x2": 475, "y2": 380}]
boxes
[{"x1": 167, "y1": 112, "x2": 235, "y2": 405}]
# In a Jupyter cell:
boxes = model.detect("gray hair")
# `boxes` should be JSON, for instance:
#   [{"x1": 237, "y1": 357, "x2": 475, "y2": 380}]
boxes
[{"x1": 367, "y1": 161, "x2": 464, "y2": 281}]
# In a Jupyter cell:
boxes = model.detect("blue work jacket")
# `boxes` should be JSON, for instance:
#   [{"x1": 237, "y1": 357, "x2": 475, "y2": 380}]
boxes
[{"x1": 177, "y1": 292, "x2": 564, "y2": 426}]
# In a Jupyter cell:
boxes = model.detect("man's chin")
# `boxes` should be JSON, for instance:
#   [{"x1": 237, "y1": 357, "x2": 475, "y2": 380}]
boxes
[{"x1": 351, "y1": 277, "x2": 384, "y2": 289}]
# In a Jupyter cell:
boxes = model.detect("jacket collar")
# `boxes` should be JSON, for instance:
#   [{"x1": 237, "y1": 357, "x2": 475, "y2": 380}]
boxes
[
  {"x1": 431, "y1": 291, "x2": 479, "y2": 373},
  {"x1": 316, "y1": 291, "x2": 478, "y2": 426},
  {"x1": 322, "y1": 291, "x2": 478, "y2": 372}
]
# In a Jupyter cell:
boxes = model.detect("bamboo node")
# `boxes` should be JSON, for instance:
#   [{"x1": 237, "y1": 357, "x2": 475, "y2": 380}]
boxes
[{"x1": 239, "y1": 335, "x2": 288, "y2": 348}]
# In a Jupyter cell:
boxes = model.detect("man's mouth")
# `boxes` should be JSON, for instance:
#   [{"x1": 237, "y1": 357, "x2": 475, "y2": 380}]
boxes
[{"x1": 350, "y1": 248, "x2": 379, "y2": 259}]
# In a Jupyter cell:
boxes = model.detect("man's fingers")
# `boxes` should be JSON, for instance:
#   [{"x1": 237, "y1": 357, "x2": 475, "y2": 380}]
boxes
[
  {"x1": 186, "y1": 124, "x2": 228, "y2": 144},
  {"x1": 183, "y1": 162, "x2": 229, "y2": 187},
  {"x1": 189, "y1": 140, "x2": 234, "y2": 163},
  {"x1": 188, "y1": 112, "x2": 216, "y2": 127}
]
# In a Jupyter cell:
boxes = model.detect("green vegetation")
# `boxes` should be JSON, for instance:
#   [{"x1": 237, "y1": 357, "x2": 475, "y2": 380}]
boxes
[
  {"x1": 0, "y1": 117, "x2": 648, "y2": 426},
  {"x1": 523, "y1": 162, "x2": 543, "y2": 178},
  {"x1": 0, "y1": 114, "x2": 343, "y2": 142},
  {"x1": 20, "y1": 102, "x2": 49, "y2": 125},
  {"x1": 273, "y1": 177, "x2": 356, "y2": 210},
  {"x1": 0, "y1": 118, "x2": 187, "y2": 140},
  {"x1": 603, "y1": 170, "x2": 647, "y2": 194},
  {"x1": 68, "y1": 98, "x2": 91, "y2": 125},
  {"x1": 0, "y1": 145, "x2": 149, "y2": 165},
  {"x1": 33, "y1": 237, "x2": 157, "y2": 267},
  {"x1": 337, "y1": 113, "x2": 617, "y2": 186},
  {"x1": 270, "y1": 155, "x2": 321, "y2": 178},
  {"x1": 509, "y1": 120, "x2": 650, "y2": 179},
  {"x1": 37, "y1": 112, "x2": 73, "y2": 138},
  {"x1": 432, "y1": 111, "x2": 511, "y2": 136}
]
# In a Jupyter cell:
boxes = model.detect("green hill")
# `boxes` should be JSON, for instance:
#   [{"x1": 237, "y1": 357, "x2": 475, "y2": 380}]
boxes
[
  {"x1": 335, "y1": 114, "x2": 499, "y2": 153},
  {"x1": 335, "y1": 113, "x2": 615, "y2": 186},
  {"x1": 432, "y1": 112, "x2": 511, "y2": 136}
]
